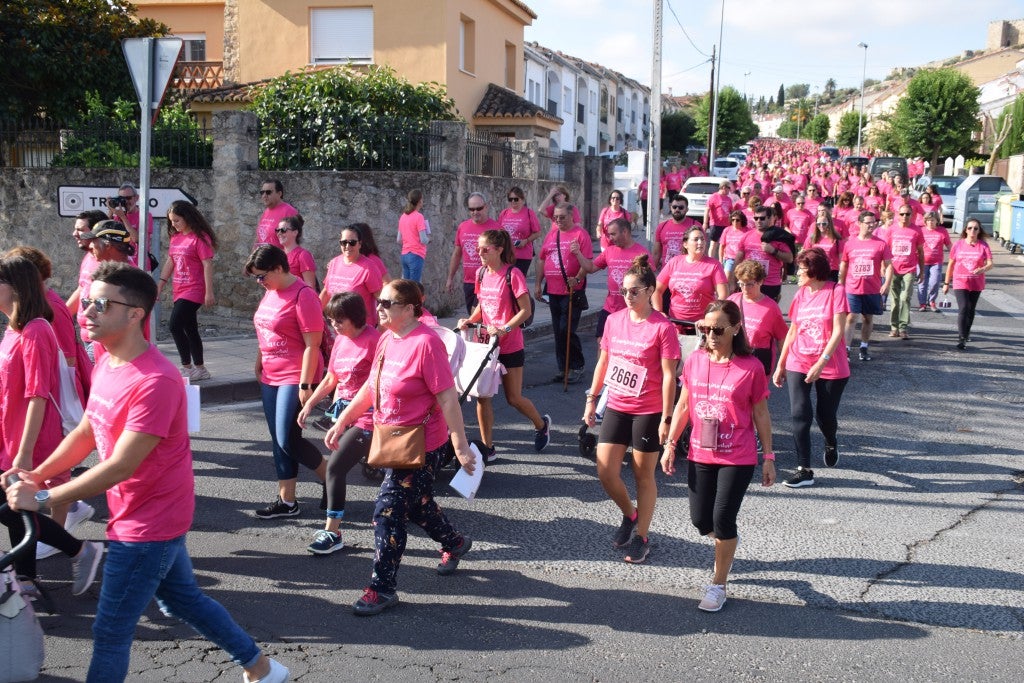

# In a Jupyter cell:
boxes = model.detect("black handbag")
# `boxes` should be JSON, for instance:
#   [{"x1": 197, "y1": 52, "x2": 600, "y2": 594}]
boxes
[{"x1": 555, "y1": 231, "x2": 588, "y2": 310}]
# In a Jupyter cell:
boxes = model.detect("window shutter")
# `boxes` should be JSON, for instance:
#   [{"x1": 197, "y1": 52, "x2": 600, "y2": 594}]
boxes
[{"x1": 310, "y1": 8, "x2": 373, "y2": 63}]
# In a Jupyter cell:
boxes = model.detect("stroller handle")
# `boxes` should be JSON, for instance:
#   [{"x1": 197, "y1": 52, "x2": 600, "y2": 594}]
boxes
[{"x1": 0, "y1": 474, "x2": 40, "y2": 571}]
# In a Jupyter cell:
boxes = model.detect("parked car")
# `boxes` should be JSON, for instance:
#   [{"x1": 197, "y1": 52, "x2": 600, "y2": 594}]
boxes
[
  {"x1": 868, "y1": 156, "x2": 908, "y2": 181},
  {"x1": 912, "y1": 175, "x2": 964, "y2": 222},
  {"x1": 711, "y1": 157, "x2": 739, "y2": 182},
  {"x1": 727, "y1": 149, "x2": 747, "y2": 162},
  {"x1": 681, "y1": 176, "x2": 725, "y2": 219},
  {"x1": 820, "y1": 146, "x2": 840, "y2": 161}
]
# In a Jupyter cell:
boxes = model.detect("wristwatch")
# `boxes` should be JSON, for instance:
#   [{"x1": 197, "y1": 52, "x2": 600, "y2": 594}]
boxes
[
  {"x1": 501, "y1": 325, "x2": 512, "y2": 335},
  {"x1": 34, "y1": 489, "x2": 51, "y2": 511}
]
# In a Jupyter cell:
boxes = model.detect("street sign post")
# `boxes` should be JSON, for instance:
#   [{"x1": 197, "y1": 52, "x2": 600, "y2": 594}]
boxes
[{"x1": 57, "y1": 185, "x2": 197, "y2": 218}]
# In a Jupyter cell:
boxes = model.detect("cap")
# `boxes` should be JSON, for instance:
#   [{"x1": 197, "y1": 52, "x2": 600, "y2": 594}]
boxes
[
  {"x1": 772, "y1": 185, "x2": 784, "y2": 193},
  {"x1": 81, "y1": 220, "x2": 131, "y2": 243}
]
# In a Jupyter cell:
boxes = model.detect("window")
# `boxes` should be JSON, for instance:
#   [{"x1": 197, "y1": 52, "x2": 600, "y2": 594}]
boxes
[
  {"x1": 460, "y1": 16, "x2": 475, "y2": 73},
  {"x1": 176, "y1": 33, "x2": 206, "y2": 62},
  {"x1": 505, "y1": 42, "x2": 516, "y2": 89},
  {"x1": 563, "y1": 86, "x2": 572, "y2": 114},
  {"x1": 310, "y1": 8, "x2": 373, "y2": 64}
]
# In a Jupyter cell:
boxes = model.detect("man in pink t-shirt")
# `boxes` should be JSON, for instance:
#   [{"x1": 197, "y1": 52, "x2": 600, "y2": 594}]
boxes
[
  {"x1": 704, "y1": 181, "x2": 734, "y2": 260},
  {"x1": 654, "y1": 197, "x2": 701, "y2": 269},
  {"x1": 786, "y1": 194, "x2": 815, "y2": 245},
  {"x1": 839, "y1": 210, "x2": 893, "y2": 360},
  {"x1": 580, "y1": 218, "x2": 650, "y2": 344},
  {"x1": 446, "y1": 192, "x2": 501, "y2": 314},
  {"x1": 67, "y1": 210, "x2": 109, "y2": 345},
  {"x1": 885, "y1": 208, "x2": 925, "y2": 338},
  {"x1": 5, "y1": 262, "x2": 287, "y2": 682},
  {"x1": 255, "y1": 179, "x2": 299, "y2": 248}
]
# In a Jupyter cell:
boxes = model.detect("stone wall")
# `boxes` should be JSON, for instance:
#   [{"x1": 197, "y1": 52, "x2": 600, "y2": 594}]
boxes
[{"x1": 0, "y1": 114, "x2": 612, "y2": 319}]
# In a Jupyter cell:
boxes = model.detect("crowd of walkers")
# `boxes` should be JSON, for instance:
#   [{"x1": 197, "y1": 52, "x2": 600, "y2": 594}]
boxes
[{"x1": 0, "y1": 138, "x2": 1001, "y2": 679}]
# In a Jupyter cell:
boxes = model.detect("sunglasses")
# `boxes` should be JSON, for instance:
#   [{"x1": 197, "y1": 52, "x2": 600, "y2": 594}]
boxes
[
  {"x1": 376, "y1": 298, "x2": 405, "y2": 309},
  {"x1": 339, "y1": 239, "x2": 359, "y2": 247},
  {"x1": 467, "y1": 206, "x2": 485, "y2": 212},
  {"x1": 507, "y1": 196, "x2": 522, "y2": 202},
  {"x1": 898, "y1": 212, "x2": 912, "y2": 216},
  {"x1": 966, "y1": 226, "x2": 980, "y2": 231},
  {"x1": 275, "y1": 227, "x2": 294, "y2": 234},
  {"x1": 259, "y1": 190, "x2": 275, "y2": 195},
  {"x1": 752, "y1": 216, "x2": 767, "y2": 221},
  {"x1": 618, "y1": 286, "x2": 650, "y2": 298},
  {"x1": 670, "y1": 205, "x2": 686, "y2": 211},
  {"x1": 81, "y1": 297, "x2": 134, "y2": 314},
  {"x1": 697, "y1": 324, "x2": 732, "y2": 336}
]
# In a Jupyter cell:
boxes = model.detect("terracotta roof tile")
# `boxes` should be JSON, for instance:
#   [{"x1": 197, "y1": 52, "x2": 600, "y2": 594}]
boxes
[{"x1": 474, "y1": 83, "x2": 562, "y2": 123}]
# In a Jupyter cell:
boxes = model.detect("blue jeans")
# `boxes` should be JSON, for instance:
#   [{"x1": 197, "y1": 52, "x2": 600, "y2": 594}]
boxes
[
  {"x1": 917, "y1": 263, "x2": 942, "y2": 306},
  {"x1": 88, "y1": 535, "x2": 260, "y2": 682},
  {"x1": 260, "y1": 383, "x2": 324, "y2": 481},
  {"x1": 401, "y1": 253, "x2": 425, "y2": 282}
]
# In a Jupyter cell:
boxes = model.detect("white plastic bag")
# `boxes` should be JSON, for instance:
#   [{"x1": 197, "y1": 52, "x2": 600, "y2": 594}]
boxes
[
  {"x1": 456, "y1": 335, "x2": 505, "y2": 400},
  {"x1": 54, "y1": 353, "x2": 84, "y2": 435}
]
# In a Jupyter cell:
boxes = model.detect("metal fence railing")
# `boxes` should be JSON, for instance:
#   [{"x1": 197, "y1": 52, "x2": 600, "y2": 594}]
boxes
[
  {"x1": 465, "y1": 132, "x2": 526, "y2": 178},
  {"x1": 538, "y1": 150, "x2": 569, "y2": 182}
]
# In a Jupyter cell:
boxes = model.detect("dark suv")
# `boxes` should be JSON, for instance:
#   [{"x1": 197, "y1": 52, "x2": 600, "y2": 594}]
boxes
[{"x1": 868, "y1": 157, "x2": 909, "y2": 180}]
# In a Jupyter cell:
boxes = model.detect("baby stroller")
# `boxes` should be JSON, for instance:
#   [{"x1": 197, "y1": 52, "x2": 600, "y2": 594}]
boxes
[
  {"x1": 1, "y1": 501, "x2": 45, "y2": 683},
  {"x1": 577, "y1": 318, "x2": 703, "y2": 460}
]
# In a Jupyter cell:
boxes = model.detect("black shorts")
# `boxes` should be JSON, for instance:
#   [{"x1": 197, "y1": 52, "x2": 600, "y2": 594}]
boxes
[
  {"x1": 707, "y1": 225, "x2": 725, "y2": 242},
  {"x1": 498, "y1": 349, "x2": 524, "y2": 369},
  {"x1": 462, "y1": 281, "x2": 478, "y2": 315},
  {"x1": 761, "y1": 284, "x2": 782, "y2": 301},
  {"x1": 599, "y1": 407, "x2": 662, "y2": 453},
  {"x1": 596, "y1": 308, "x2": 611, "y2": 338}
]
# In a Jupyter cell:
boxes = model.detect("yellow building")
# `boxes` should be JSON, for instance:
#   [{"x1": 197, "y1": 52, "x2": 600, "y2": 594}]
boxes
[{"x1": 136, "y1": 0, "x2": 539, "y2": 124}]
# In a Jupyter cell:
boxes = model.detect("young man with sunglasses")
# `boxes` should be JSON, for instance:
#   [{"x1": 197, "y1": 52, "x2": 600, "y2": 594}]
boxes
[
  {"x1": 653, "y1": 196, "x2": 701, "y2": 270},
  {"x1": 255, "y1": 179, "x2": 298, "y2": 249},
  {"x1": 732, "y1": 209, "x2": 794, "y2": 302},
  {"x1": 4, "y1": 262, "x2": 289, "y2": 683}
]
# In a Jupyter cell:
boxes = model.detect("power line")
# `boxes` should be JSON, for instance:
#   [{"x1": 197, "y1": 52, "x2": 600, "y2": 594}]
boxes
[{"x1": 665, "y1": 0, "x2": 710, "y2": 59}]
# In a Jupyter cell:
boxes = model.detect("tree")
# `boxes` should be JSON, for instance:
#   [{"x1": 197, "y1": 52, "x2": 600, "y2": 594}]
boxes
[
  {"x1": 777, "y1": 84, "x2": 786, "y2": 110},
  {"x1": 661, "y1": 111, "x2": 697, "y2": 153},
  {"x1": 996, "y1": 93, "x2": 1024, "y2": 158},
  {"x1": 807, "y1": 114, "x2": 831, "y2": 144},
  {"x1": 836, "y1": 111, "x2": 865, "y2": 148},
  {"x1": 785, "y1": 84, "x2": 810, "y2": 100},
  {"x1": 694, "y1": 86, "x2": 759, "y2": 154},
  {"x1": 888, "y1": 68, "x2": 980, "y2": 167},
  {"x1": 777, "y1": 120, "x2": 798, "y2": 139},
  {"x1": 824, "y1": 78, "x2": 837, "y2": 99},
  {"x1": 869, "y1": 115, "x2": 901, "y2": 155},
  {"x1": 0, "y1": 0, "x2": 168, "y2": 120}
]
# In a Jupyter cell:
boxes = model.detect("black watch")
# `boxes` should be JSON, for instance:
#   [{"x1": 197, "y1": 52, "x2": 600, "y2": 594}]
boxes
[{"x1": 299, "y1": 383, "x2": 315, "y2": 390}]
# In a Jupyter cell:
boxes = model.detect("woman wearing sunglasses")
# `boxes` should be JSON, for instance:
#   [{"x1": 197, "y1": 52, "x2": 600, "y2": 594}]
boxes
[
  {"x1": 773, "y1": 247, "x2": 850, "y2": 488},
  {"x1": 296, "y1": 292, "x2": 379, "y2": 555},
  {"x1": 662, "y1": 299, "x2": 775, "y2": 612},
  {"x1": 497, "y1": 186, "x2": 542, "y2": 276},
  {"x1": 583, "y1": 255, "x2": 680, "y2": 564},
  {"x1": 458, "y1": 230, "x2": 550, "y2": 461},
  {"x1": 654, "y1": 227, "x2": 728, "y2": 331},
  {"x1": 277, "y1": 214, "x2": 317, "y2": 288},
  {"x1": 328, "y1": 280, "x2": 477, "y2": 615},
  {"x1": 720, "y1": 210, "x2": 749, "y2": 281},
  {"x1": 804, "y1": 207, "x2": 844, "y2": 282},
  {"x1": 320, "y1": 224, "x2": 383, "y2": 322},
  {"x1": 942, "y1": 218, "x2": 992, "y2": 351},
  {"x1": 595, "y1": 190, "x2": 630, "y2": 249},
  {"x1": 246, "y1": 245, "x2": 327, "y2": 520}
]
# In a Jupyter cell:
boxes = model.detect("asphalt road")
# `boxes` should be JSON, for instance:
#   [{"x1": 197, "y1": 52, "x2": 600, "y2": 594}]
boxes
[{"x1": 25, "y1": 246, "x2": 1024, "y2": 681}]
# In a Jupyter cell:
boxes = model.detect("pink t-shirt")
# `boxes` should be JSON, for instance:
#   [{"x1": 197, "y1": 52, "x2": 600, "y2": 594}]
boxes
[
  {"x1": 76, "y1": 252, "x2": 100, "y2": 342},
  {"x1": 475, "y1": 264, "x2": 528, "y2": 354},
  {"x1": 655, "y1": 217, "x2": 701, "y2": 265},
  {"x1": 370, "y1": 325, "x2": 455, "y2": 452},
  {"x1": 254, "y1": 279, "x2": 325, "y2": 385},
  {"x1": 706, "y1": 193, "x2": 734, "y2": 227},
  {"x1": 0, "y1": 319, "x2": 63, "y2": 471},
  {"x1": 46, "y1": 288, "x2": 91, "y2": 404},
  {"x1": 657, "y1": 255, "x2": 727, "y2": 321},
  {"x1": 399, "y1": 211, "x2": 429, "y2": 258},
  {"x1": 728, "y1": 292, "x2": 788, "y2": 351},
  {"x1": 682, "y1": 351, "x2": 769, "y2": 467},
  {"x1": 593, "y1": 242, "x2": 650, "y2": 313},
  {"x1": 921, "y1": 227, "x2": 952, "y2": 266},
  {"x1": 721, "y1": 225, "x2": 749, "y2": 261},
  {"x1": 804, "y1": 234, "x2": 843, "y2": 272},
  {"x1": 597, "y1": 207, "x2": 630, "y2": 248},
  {"x1": 323, "y1": 255, "x2": 384, "y2": 319},
  {"x1": 498, "y1": 207, "x2": 541, "y2": 260},
  {"x1": 600, "y1": 309, "x2": 681, "y2": 415},
  {"x1": 87, "y1": 345, "x2": 193, "y2": 542},
  {"x1": 786, "y1": 208, "x2": 814, "y2": 245},
  {"x1": 455, "y1": 218, "x2": 499, "y2": 283},
  {"x1": 539, "y1": 226, "x2": 594, "y2": 295},
  {"x1": 286, "y1": 246, "x2": 317, "y2": 282},
  {"x1": 737, "y1": 230, "x2": 791, "y2": 287},
  {"x1": 365, "y1": 253, "x2": 388, "y2": 282},
  {"x1": 841, "y1": 236, "x2": 891, "y2": 295},
  {"x1": 950, "y1": 240, "x2": 992, "y2": 291},
  {"x1": 168, "y1": 231, "x2": 215, "y2": 304},
  {"x1": 785, "y1": 282, "x2": 851, "y2": 380},
  {"x1": 255, "y1": 202, "x2": 298, "y2": 248},
  {"x1": 329, "y1": 325, "x2": 380, "y2": 431},
  {"x1": 115, "y1": 209, "x2": 155, "y2": 247},
  {"x1": 886, "y1": 225, "x2": 924, "y2": 275}
]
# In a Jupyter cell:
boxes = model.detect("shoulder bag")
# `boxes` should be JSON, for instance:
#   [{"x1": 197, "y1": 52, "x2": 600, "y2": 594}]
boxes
[
  {"x1": 366, "y1": 338, "x2": 429, "y2": 470},
  {"x1": 555, "y1": 231, "x2": 588, "y2": 310}
]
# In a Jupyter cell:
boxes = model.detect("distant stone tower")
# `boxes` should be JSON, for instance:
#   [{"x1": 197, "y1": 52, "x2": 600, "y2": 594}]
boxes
[{"x1": 987, "y1": 19, "x2": 1024, "y2": 50}]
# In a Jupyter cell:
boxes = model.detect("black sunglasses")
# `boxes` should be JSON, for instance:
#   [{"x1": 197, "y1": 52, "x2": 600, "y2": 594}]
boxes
[
  {"x1": 339, "y1": 239, "x2": 359, "y2": 247},
  {"x1": 507, "y1": 196, "x2": 522, "y2": 202},
  {"x1": 697, "y1": 324, "x2": 731, "y2": 337},
  {"x1": 259, "y1": 190, "x2": 274, "y2": 195},
  {"x1": 81, "y1": 297, "x2": 134, "y2": 314},
  {"x1": 376, "y1": 298, "x2": 406, "y2": 309}
]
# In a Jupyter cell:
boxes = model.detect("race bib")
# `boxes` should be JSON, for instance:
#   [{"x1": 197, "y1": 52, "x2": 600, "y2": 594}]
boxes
[
  {"x1": 892, "y1": 241, "x2": 912, "y2": 256},
  {"x1": 851, "y1": 258, "x2": 875, "y2": 277},
  {"x1": 605, "y1": 357, "x2": 647, "y2": 399}
]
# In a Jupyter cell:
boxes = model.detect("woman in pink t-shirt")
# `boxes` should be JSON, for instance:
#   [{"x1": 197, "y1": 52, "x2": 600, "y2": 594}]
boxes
[
  {"x1": 917, "y1": 211, "x2": 952, "y2": 311},
  {"x1": 728, "y1": 260, "x2": 788, "y2": 376},
  {"x1": 662, "y1": 299, "x2": 776, "y2": 612},
  {"x1": 277, "y1": 215, "x2": 317, "y2": 289},
  {"x1": 720, "y1": 210, "x2": 749, "y2": 280},
  {"x1": 540, "y1": 185, "x2": 582, "y2": 225},
  {"x1": 326, "y1": 279, "x2": 477, "y2": 615},
  {"x1": 246, "y1": 245, "x2": 327, "y2": 521},
  {"x1": 596, "y1": 190, "x2": 630, "y2": 249},
  {"x1": 773, "y1": 247, "x2": 850, "y2": 489},
  {"x1": 942, "y1": 218, "x2": 993, "y2": 351},
  {"x1": 320, "y1": 225, "x2": 384, "y2": 319},
  {"x1": 654, "y1": 227, "x2": 729, "y2": 329},
  {"x1": 498, "y1": 186, "x2": 542, "y2": 275},
  {"x1": 458, "y1": 230, "x2": 549, "y2": 461},
  {"x1": 398, "y1": 189, "x2": 430, "y2": 283},
  {"x1": 354, "y1": 222, "x2": 391, "y2": 285},
  {"x1": 583, "y1": 255, "x2": 681, "y2": 565},
  {"x1": 158, "y1": 201, "x2": 217, "y2": 381},
  {"x1": 804, "y1": 207, "x2": 844, "y2": 281},
  {"x1": 297, "y1": 292, "x2": 380, "y2": 555}
]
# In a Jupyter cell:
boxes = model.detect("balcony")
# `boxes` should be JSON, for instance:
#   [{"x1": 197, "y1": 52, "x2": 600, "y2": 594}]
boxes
[
  {"x1": 546, "y1": 99, "x2": 559, "y2": 117},
  {"x1": 171, "y1": 61, "x2": 224, "y2": 90}
]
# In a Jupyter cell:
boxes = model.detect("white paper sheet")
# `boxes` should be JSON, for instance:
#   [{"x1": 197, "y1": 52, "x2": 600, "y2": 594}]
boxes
[
  {"x1": 184, "y1": 379, "x2": 201, "y2": 433},
  {"x1": 449, "y1": 443, "x2": 484, "y2": 499}
]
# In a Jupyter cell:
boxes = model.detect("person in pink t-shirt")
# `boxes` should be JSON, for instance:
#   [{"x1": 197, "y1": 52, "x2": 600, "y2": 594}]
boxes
[
  {"x1": 326, "y1": 279, "x2": 477, "y2": 616},
  {"x1": 720, "y1": 210, "x2": 750, "y2": 280},
  {"x1": 653, "y1": 197, "x2": 702, "y2": 269},
  {"x1": 255, "y1": 179, "x2": 298, "y2": 248},
  {"x1": 655, "y1": 227, "x2": 729, "y2": 327},
  {"x1": 596, "y1": 189, "x2": 631, "y2": 249},
  {"x1": 704, "y1": 181, "x2": 735, "y2": 260},
  {"x1": 398, "y1": 189, "x2": 430, "y2": 283},
  {"x1": 804, "y1": 208, "x2": 844, "y2": 281},
  {"x1": 447, "y1": 192, "x2": 502, "y2": 314},
  {"x1": 321, "y1": 225, "x2": 384, "y2": 320},
  {"x1": 157, "y1": 201, "x2": 217, "y2": 381},
  {"x1": 839, "y1": 210, "x2": 893, "y2": 360},
  {"x1": 733, "y1": 206, "x2": 794, "y2": 301},
  {"x1": 67, "y1": 210, "x2": 109, "y2": 347},
  {"x1": 917, "y1": 212, "x2": 952, "y2": 311},
  {"x1": 247, "y1": 246, "x2": 327, "y2": 521},
  {"x1": 885, "y1": 207, "x2": 925, "y2": 338},
  {"x1": 540, "y1": 185, "x2": 582, "y2": 225},
  {"x1": 663, "y1": 299, "x2": 775, "y2": 612},
  {"x1": 786, "y1": 193, "x2": 815, "y2": 246},
  {"x1": 583, "y1": 255, "x2": 681, "y2": 565},
  {"x1": 458, "y1": 230, "x2": 549, "y2": 461},
  {"x1": 579, "y1": 218, "x2": 650, "y2": 344},
  {"x1": 277, "y1": 215, "x2": 317, "y2": 288},
  {"x1": 108, "y1": 183, "x2": 155, "y2": 267},
  {"x1": 4, "y1": 262, "x2": 289, "y2": 682},
  {"x1": 728, "y1": 260, "x2": 788, "y2": 376},
  {"x1": 943, "y1": 218, "x2": 993, "y2": 351},
  {"x1": 297, "y1": 292, "x2": 380, "y2": 555},
  {"x1": 498, "y1": 186, "x2": 543, "y2": 274},
  {"x1": 351, "y1": 222, "x2": 390, "y2": 285},
  {"x1": 773, "y1": 247, "x2": 850, "y2": 489}
]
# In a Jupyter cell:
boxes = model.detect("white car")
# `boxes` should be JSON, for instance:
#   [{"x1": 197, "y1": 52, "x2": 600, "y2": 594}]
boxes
[
  {"x1": 711, "y1": 157, "x2": 739, "y2": 182},
  {"x1": 680, "y1": 176, "x2": 727, "y2": 219}
]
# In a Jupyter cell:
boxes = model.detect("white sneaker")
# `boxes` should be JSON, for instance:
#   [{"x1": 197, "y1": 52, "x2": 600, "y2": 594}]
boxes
[
  {"x1": 180, "y1": 366, "x2": 194, "y2": 377},
  {"x1": 189, "y1": 366, "x2": 212, "y2": 381},
  {"x1": 243, "y1": 657, "x2": 289, "y2": 683},
  {"x1": 36, "y1": 541, "x2": 61, "y2": 560},
  {"x1": 698, "y1": 583, "x2": 727, "y2": 612},
  {"x1": 64, "y1": 501, "x2": 95, "y2": 533}
]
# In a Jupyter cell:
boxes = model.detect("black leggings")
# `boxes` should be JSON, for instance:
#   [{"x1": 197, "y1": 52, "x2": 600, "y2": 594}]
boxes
[
  {"x1": 786, "y1": 371, "x2": 848, "y2": 469},
  {"x1": 325, "y1": 426, "x2": 372, "y2": 516},
  {"x1": 687, "y1": 461, "x2": 755, "y2": 540},
  {"x1": 169, "y1": 298, "x2": 204, "y2": 366},
  {"x1": 1, "y1": 507, "x2": 83, "y2": 579},
  {"x1": 954, "y1": 289, "x2": 982, "y2": 340}
]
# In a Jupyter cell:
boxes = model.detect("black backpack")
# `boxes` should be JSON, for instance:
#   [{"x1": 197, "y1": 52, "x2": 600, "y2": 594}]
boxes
[{"x1": 477, "y1": 266, "x2": 534, "y2": 328}]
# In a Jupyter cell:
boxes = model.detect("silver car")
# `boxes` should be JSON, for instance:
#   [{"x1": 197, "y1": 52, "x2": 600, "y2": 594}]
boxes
[{"x1": 912, "y1": 175, "x2": 964, "y2": 222}]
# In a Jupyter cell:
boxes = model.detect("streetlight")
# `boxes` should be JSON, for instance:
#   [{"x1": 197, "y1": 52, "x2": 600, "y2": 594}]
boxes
[
  {"x1": 856, "y1": 42, "x2": 868, "y2": 156},
  {"x1": 743, "y1": 71, "x2": 751, "y2": 104}
]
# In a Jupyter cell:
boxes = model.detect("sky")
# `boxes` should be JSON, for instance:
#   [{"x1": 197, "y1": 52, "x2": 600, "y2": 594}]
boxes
[{"x1": 524, "y1": 0, "x2": 1020, "y2": 103}]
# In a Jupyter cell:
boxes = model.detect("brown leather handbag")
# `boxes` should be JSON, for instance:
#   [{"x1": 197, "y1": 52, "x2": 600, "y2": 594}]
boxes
[{"x1": 366, "y1": 341, "x2": 429, "y2": 469}]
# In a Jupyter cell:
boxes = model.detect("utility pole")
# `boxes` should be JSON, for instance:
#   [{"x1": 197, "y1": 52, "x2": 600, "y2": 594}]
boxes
[
  {"x1": 706, "y1": 44, "x2": 716, "y2": 169},
  {"x1": 646, "y1": 0, "x2": 663, "y2": 240},
  {"x1": 856, "y1": 42, "x2": 868, "y2": 156}
]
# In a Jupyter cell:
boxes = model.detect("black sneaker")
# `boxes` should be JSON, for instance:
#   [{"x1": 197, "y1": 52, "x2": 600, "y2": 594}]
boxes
[
  {"x1": 352, "y1": 588, "x2": 399, "y2": 616},
  {"x1": 956, "y1": 338, "x2": 966, "y2": 350},
  {"x1": 783, "y1": 468, "x2": 815, "y2": 488},
  {"x1": 567, "y1": 368, "x2": 586, "y2": 385},
  {"x1": 858, "y1": 347, "x2": 871, "y2": 361},
  {"x1": 612, "y1": 514, "x2": 637, "y2": 548},
  {"x1": 534, "y1": 414, "x2": 552, "y2": 452},
  {"x1": 623, "y1": 535, "x2": 651, "y2": 564},
  {"x1": 482, "y1": 445, "x2": 499, "y2": 464},
  {"x1": 823, "y1": 446, "x2": 839, "y2": 468},
  {"x1": 438, "y1": 536, "x2": 472, "y2": 575},
  {"x1": 255, "y1": 498, "x2": 300, "y2": 519}
]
